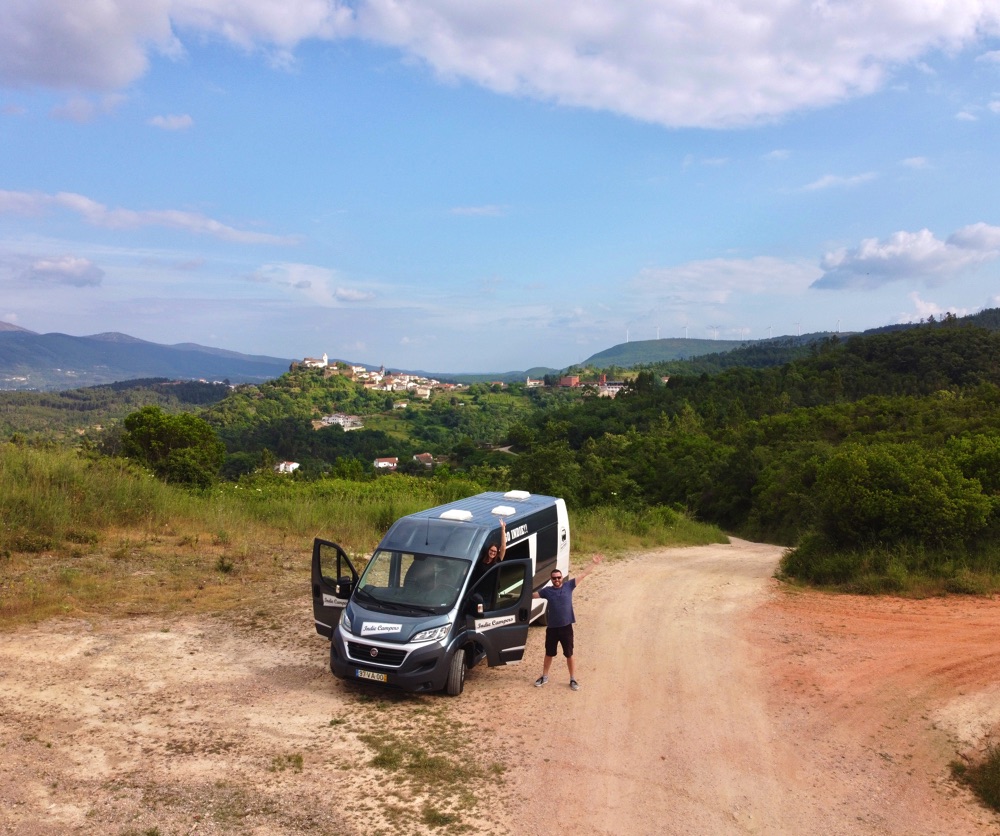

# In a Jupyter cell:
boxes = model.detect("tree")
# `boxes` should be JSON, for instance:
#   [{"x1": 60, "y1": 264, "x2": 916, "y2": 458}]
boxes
[
  {"x1": 121, "y1": 406, "x2": 225, "y2": 487},
  {"x1": 813, "y1": 442, "x2": 991, "y2": 548},
  {"x1": 509, "y1": 440, "x2": 582, "y2": 504}
]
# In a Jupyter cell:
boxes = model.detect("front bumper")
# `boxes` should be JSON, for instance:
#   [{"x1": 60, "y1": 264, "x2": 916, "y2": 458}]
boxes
[{"x1": 330, "y1": 627, "x2": 455, "y2": 693}]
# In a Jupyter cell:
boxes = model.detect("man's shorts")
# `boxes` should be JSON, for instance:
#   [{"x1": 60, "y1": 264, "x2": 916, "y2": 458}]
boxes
[{"x1": 544, "y1": 624, "x2": 574, "y2": 657}]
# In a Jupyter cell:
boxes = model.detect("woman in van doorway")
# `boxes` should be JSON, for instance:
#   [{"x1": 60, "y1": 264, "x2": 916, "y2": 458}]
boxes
[{"x1": 480, "y1": 517, "x2": 506, "y2": 568}]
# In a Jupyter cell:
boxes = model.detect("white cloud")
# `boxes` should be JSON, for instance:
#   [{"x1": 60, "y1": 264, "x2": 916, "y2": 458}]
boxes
[
  {"x1": 353, "y1": 1, "x2": 1000, "y2": 127},
  {"x1": 898, "y1": 293, "x2": 969, "y2": 323},
  {"x1": 0, "y1": 0, "x2": 177, "y2": 90},
  {"x1": 976, "y1": 50, "x2": 1000, "y2": 63},
  {"x1": 900, "y1": 156, "x2": 929, "y2": 169},
  {"x1": 248, "y1": 262, "x2": 375, "y2": 306},
  {"x1": 802, "y1": 172, "x2": 877, "y2": 191},
  {"x1": 50, "y1": 94, "x2": 126, "y2": 122},
  {"x1": 0, "y1": 189, "x2": 301, "y2": 244},
  {"x1": 24, "y1": 255, "x2": 104, "y2": 287},
  {"x1": 814, "y1": 224, "x2": 1000, "y2": 290},
  {"x1": 450, "y1": 205, "x2": 506, "y2": 217},
  {"x1": 762, "y1": 149, "x2": 790, "y2": 161},
  {"x1": 148, "y1": 113, "x2": 193, "y2": 130},
  {"x1": 633, "y1": 256, "x2": 821, "y2": 305},
  {"x1": 2, "y1": 1, "x2": 1000, "y2": 127}
]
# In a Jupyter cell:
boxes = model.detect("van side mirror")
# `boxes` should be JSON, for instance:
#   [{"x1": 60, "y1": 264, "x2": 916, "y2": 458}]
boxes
[
  {"x1": 335, "y1": 576, "x2": 354, "y2": 598},
  {"x1": 470, "y1": 593, "x2": 485, "y2": 615}
]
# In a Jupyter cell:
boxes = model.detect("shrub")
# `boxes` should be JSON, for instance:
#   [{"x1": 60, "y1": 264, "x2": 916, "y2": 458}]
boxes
[{"x1": 952, "y1": 744, "x2": 1000, "y2": 813}]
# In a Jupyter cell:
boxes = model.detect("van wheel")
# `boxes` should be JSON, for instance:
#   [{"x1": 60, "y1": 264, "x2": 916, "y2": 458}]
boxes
[{"x1": 445, "y1": 649, "x2": 466, "y2": 696}]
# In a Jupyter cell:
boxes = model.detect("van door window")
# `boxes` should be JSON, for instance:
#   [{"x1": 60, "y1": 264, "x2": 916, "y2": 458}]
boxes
[{"x1": 493, "y1": 563, "x2": 525, "y2": 610}]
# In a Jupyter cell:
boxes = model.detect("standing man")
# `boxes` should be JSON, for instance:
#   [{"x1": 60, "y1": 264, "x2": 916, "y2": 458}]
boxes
[{"x1": 533, "y1": 553, "x2": 604, "y2": 691}]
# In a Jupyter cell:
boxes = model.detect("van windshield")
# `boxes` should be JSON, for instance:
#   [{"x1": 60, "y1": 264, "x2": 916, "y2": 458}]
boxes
[{"x1": 356, "y1": 550, "x2": 468, "y2": 614}]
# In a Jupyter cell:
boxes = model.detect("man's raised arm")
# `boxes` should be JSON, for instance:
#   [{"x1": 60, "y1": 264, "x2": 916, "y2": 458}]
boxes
[{"x1": 574, "y1": 553, "x2": 604, "y2": 584}]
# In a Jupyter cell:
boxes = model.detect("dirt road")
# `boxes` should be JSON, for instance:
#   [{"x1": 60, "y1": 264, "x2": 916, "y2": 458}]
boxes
[{"x1": 2, "y1": 540, "x2": 999, "y2": 834}]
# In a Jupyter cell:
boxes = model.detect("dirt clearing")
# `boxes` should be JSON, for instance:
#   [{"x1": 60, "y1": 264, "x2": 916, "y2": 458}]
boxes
[{"x1": 1, "y1": 539, "x2": 998, "y2": 835}]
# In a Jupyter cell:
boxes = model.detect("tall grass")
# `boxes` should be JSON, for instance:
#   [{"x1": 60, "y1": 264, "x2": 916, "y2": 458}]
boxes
[
  {"x1": 572, "y1": 504, "x2": 727, "y2": 556},
  {"x1": 778, "y1": 532, "x2": 1000, "y2": 595},
  {"x1": 0, "y1": 443, "x2": 724, "y2": 624}
]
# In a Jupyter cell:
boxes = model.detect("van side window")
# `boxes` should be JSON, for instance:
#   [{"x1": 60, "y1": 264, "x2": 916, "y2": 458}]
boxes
[{"x1": 505, "y1": 540, "x2": 530, "y2": 562}]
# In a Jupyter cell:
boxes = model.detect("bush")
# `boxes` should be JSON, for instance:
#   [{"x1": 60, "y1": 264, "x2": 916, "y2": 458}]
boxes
[{"x1": 952, "y1": 744, "x2": 1000, "y2": 813}]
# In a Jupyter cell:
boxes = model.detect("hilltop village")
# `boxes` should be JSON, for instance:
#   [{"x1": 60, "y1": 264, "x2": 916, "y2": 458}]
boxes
[
  {"x1": 292, "y1": 352, "x2": 634, "y2": 399},
  {"x1": 280, "y1": 352, "x2": 636, "y2": 474}
]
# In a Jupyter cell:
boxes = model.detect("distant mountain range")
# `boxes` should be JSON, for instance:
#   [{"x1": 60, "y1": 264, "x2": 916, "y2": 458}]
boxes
[
  {"x1": 0, "y1": 324, "x2": 294, "y2": 391},
  {"x1": 5, "y1": 307, "x2": 999, "y2": 391}
]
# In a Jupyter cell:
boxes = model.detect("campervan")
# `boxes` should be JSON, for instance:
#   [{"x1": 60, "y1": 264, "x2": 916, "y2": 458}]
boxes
[{"x1": 311, "y1": 490, "x2": 570, "y2": 695}]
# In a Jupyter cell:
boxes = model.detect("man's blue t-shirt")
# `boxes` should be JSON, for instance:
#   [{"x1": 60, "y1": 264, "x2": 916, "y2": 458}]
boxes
[{"x1": 538, "y1": 578, "x2": 577, "y2": 628}]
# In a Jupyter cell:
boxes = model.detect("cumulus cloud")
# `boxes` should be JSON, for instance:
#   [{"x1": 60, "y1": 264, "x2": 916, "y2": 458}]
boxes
[
  {"x1": 148, "y1": 113, "x2": 193, "y2": 130},
  {"x1": 633, "y1": 256, "x2": 821, "y2": 305},
  {"x1": 352, "y1": 1, "x2": 1000, "y2": 127},
  {"x1": 0, "y1": 189, "x2": 300, "y2": 244},
  {"x1": 900, "y1": 293, "x2": 969, "y2": 323},
  {"x1": 0, "y1": 0, "x2": 178, "y2": 90},
  {"x1": 24, "y1": 255, "x2": 104, "y2": 286},
  {"x1": 814, "y1": 224, "x2": 1000, "y2": 289},
  {"x1": 901, "y1": 156, "x2": 929, "y2": 169},
  {"x1": 248, "y1": 262, "x2": 375, "y2": 306},
  {"x1": 3, "y1": 1, "x2": 1000, "y2": 127}
]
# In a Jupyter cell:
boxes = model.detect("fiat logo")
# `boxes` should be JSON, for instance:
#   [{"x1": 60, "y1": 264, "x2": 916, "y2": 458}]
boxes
[{"x1": 370, "y1": 647, "x2": 379, "y2": 658}]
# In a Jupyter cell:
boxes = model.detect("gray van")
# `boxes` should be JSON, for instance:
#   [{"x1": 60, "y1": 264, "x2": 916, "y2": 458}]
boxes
[{"x1": 311, "y1": 490, "x2": 570, "y2": 695}]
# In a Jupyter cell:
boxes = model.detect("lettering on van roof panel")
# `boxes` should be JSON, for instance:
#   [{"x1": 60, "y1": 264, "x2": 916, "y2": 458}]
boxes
[
  {"x1": 475, "y1": 615, "x2": 516, "y2": 632},
  {"x1": 361, "y1": 622, "x2": 403, "y2": 636}
]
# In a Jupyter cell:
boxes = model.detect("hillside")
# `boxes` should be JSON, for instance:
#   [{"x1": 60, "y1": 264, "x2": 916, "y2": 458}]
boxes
[{"x1": 0, "y1": 330, "x2": 293, "y2": 391}]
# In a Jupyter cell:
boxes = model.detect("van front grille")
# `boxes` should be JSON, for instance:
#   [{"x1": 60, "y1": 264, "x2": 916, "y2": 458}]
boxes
[{"x1": 347, "y1": 641, "x2": 406, "y2": 667}]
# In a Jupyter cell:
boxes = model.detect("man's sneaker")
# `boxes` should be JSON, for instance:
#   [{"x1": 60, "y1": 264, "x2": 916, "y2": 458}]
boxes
[
  {"x1": 570, "y1": 679, "x2": 580, "y2": 691},
  {"x1": 534, "y1": 675, "x2": 548, "y2": 687}
]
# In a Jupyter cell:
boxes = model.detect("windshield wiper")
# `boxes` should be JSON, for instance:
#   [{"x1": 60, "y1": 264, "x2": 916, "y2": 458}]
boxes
[
  {"x1": 353, "y1": 586, "x2": 381, "y2": 605},
  {"x1": 399, "y1": 603, "x2": 438, "y2": 615}
]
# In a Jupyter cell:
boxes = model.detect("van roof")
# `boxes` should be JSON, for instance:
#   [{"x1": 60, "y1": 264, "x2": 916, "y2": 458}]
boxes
[
  {"x1": 379, "y1": 491, "x2": 560, "y2": 561},
  {"x1": 404, "y1": 490, "x2": 558, "y2": 527}
]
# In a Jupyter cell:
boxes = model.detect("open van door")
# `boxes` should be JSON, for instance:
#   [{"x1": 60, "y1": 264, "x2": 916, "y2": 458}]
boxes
[
  {"x1": 466, "y1": 558, "x2": 532, "y2": 666},
  {"x1": 312, "y1": 538, "x2": 358, "y2": 638}
]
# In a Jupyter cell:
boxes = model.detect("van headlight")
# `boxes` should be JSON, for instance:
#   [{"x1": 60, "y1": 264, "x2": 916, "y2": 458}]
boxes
[
  {"x1": 411, "y1": 624, "x2": 450, "y2": 643},
  {"x1": 339, "y1": 608, "x2": 351, "y2": 634}
]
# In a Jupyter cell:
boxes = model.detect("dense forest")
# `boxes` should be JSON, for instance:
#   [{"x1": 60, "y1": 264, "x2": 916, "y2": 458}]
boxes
[{"x1": 4, "y1": 314, "x2": 1000, "y2": 594}]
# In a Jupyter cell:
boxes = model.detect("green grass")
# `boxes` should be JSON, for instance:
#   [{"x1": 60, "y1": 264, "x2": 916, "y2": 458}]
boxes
[
  {"x1": 778, "y1": 535, "x2": 1000, "y2": 597},
  {"x1": 0, "y1": 442, "x2": 725, "y2": 624},
  {"x1": 572, "y1": 503, "x2": 727, "y2": 554}
]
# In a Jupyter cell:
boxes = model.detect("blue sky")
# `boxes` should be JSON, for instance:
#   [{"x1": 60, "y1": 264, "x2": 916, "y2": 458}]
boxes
[{"x1": 2, "y1": 2, "x2": 1000, "y2": 373}]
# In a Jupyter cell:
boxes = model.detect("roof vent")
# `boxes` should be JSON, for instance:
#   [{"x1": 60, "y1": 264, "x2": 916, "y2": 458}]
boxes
[
  {"x1": 439, "y1": 509, "x2": 473, "y2": 522},
  {"x1": 503, "y1": 490, "x2": 531, "y2": 501},
  {"x1": 491, "y1": 505, "x2": 516, "y2": 517}
]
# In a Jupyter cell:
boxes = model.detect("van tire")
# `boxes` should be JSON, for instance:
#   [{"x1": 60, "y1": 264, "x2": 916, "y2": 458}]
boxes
[{"x1": 445, "y1": 649, "x2": 466, "y2": 696}]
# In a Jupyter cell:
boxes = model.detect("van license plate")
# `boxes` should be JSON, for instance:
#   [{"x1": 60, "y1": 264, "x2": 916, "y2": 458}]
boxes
[{"x1": 356, "y1": 669, "x2": 387, "y2": 683}]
